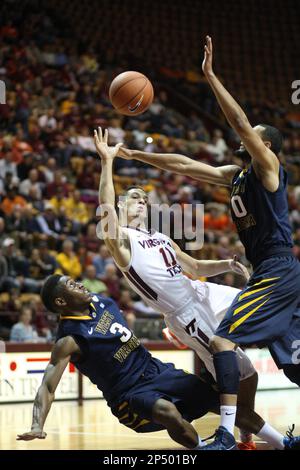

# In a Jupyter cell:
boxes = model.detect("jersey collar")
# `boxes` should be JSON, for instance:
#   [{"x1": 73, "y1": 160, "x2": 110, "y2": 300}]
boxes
[{"x1": 60, "y1": 302, "x2": 96, "y2": 321}]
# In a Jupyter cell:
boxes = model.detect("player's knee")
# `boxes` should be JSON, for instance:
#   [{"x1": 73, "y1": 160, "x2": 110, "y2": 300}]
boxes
[
  {"x1": 152, "y1": 399, "x2": 183, "y2": 427},
  {"x1": 283, "y1": 364, "x2": 300, "y2": 387}
]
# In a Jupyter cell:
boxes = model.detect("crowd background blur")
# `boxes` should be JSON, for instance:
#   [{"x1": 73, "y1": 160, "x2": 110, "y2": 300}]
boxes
[{"x1": 0, "y1": 0, "x2": 299, "y2": 341}]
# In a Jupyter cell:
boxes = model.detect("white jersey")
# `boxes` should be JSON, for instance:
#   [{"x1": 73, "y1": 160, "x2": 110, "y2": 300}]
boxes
[
  {"x1": 120, "y1": 226, "x2": 207, "y2": 314},
  {"x1": 118, "y1": 226, "x2": 255, "y2": 381}
]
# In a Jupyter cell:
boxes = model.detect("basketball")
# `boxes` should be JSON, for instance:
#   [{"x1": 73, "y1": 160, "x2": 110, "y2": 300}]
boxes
[{"x1": 109, "y1": 71, "x2": 154, "y2": 116}]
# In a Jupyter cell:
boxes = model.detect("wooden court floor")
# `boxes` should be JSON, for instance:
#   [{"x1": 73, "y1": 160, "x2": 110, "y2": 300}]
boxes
[{"x1": 1, "y1": 389, "x2": 300, "y2": 450}]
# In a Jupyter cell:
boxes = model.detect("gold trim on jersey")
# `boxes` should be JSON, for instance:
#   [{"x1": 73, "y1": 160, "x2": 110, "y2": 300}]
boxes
[
  {"x1": 118, "y1": 401, "x2": 128, "y2": 411},
  {"x1": 60, "y1": 315, "x2": 91, "y2": 321},
  {"x1": 229, "y1": 297, "x2": 270, "y2": 334},
  {"x1": 234, "y1": 292, "x2": 272, "y2": 316},
  {"x1": 238, "y1": 277, "x2": 280, "y2": 301},
  {"x1": 132, "y1": 418, "x2": 151, "y2": 430},
  {"x1": 251, "y1": 277, "x2": 280, "y2": 286},
  {"x1": 116, "y1": 401, "x2": 150, "y2": 430}
]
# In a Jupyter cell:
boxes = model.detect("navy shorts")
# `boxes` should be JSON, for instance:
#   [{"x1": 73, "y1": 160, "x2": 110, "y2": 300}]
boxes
[
  {"x1": 268, "y1": 305, "x2": 300, "y2": 368},
  {"x1": 216, "y1": 256, "x2": 300, "y2": 347},
  {"x1": 111, "y1": 357, "x2": 219, "y2": 433}
]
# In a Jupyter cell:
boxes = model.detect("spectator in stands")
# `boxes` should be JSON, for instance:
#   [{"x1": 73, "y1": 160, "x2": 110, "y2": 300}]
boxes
[
  {"x1": 10, "y1": 306, "x2": 40, "y2": 342},
  {"x1": 82, "y1": 265, "x2": 108, "y2": 295},
  {"x1": 93, "y1": 243, "x2": 114, "y2": 278},
  {"x1": 0, "y1": 186, "x2": 27, "y2": 216},
  {"x1": 38, "y1": 242, "x2": 57, "y2": 276},
  {"x1": 19, "y1": 168, "x2": 42, "y2": 199},
  {"x1": 35, "y1": 202, "x2": 63, "y2": 241},
  {"x1": 100, "y1": 263, "x2": 120, "y2": 300},
  {"x1": 0, "y1": 217, "x2": 6, "y2": 246},
  {"x1": 64, "y1": 189, "x2": 90, "y2": 225},
  {"x1": 0, "y1": 152, "x2": 18, "y2": 180},
  {"x1": 56, "y1": 239, "x2": 82, "y2": 279},
  {"x1": 80, "y1": 222, "x2": 99, "y2": 253},
  {"x1": 204, "y1": 203, "x2": 232, "y2": 232}
]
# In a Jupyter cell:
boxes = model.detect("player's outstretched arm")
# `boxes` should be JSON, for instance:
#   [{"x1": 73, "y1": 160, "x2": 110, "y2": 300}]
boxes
[
  {"x1": 94, "y1": 128, "x2": 131, "y2": 268},
  {"x1": 172, "y1": 241, "x2": 249, "y2": 280},
  {"x1": 118, "y1": 147, "x2": 239, "y2": 187},
  {"x1": 17, "y1": 337, "x2": 78, "y2": 441},
  {"x1": 202, "y1": 36, "x2": 279, "y2": 180}
]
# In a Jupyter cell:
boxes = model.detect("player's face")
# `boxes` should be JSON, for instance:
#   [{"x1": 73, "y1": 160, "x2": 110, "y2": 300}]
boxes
[
  {"x1": 235, "y1": 126, "x2": 270, "y2": 165},
  {"x1": 62, "y1": 276, "x2": 93, "y2": 305},
  {"x1": 125, "y1": 189, "x2": 148, "y2": 221}
]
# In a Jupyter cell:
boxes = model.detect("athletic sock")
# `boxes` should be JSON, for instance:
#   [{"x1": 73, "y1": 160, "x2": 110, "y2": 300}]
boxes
[
  {"x1": 213, "y1": 350, "x2": 239, "y2": 436},
  {"x1": 220, "y1": 405, "x2": 236, "y2": 435},
  {"x1": 257, "y1": 423, "x2": 284, "y2": 449}
]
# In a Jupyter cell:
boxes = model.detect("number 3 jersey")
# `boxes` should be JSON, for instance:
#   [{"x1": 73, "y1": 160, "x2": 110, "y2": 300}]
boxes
[
  {"x1": 119, "y1": 227, "x2": 206, "y2": 314},
  {"x1": 230, "y1": 165, "x2": 293, "y2": 265},
  {"x1": 55, "y1": 294, "x2": 151, "y2": 406}
]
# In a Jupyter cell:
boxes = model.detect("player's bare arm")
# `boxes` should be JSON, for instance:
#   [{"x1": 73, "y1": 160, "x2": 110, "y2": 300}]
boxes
[
  {"x1": 171, "y1": 241, "x2": 249, "y2": 280},
  {"x1": 94, "y1": 127, "x2": 131, "y2": 268},
  {"x1": 202, "y1": 36, "x2": 279, "y2": 191},
  {"x1": 17, "y1": 336, "x2": 79, "y2": 441},
  {"x1": 118, "y1": 146, "x2": 239, "y2": 187}
]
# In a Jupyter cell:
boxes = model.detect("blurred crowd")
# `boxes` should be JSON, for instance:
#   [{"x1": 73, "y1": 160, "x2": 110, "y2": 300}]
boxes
[{"x1": 0, "y1": 6, "x2": 300, "y2": 342}]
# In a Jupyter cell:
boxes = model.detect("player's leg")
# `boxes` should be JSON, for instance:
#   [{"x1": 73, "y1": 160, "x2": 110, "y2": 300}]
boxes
[
  {"x1": 237, "y1": 371, "x2": 258, "y2": 448},
  {"x1": 152, "y1": 399, "x2": 202, "y2": 449},
  {"x1": 205, "y1": 266, "x2": 300, "y2": 450}
]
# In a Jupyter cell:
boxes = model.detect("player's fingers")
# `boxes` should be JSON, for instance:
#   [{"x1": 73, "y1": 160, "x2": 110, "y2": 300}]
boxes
[
  {"x1": 115, "y1": 143, "x2": 124, "y2": 152},
  {"x1": 104, "y1": 128, "x2": 108, "y2": 144},
  {"x1": 93, "y1": 129, "x2": 99, "y2": 143},
  {"x1": 98, "y1": 126, "x2": 103, "y2": 142}
]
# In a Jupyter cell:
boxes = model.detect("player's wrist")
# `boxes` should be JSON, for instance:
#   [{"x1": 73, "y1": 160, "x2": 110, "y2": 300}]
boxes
[{"x1": 204, "y1": 70, "x2": 216, "y2": 81}]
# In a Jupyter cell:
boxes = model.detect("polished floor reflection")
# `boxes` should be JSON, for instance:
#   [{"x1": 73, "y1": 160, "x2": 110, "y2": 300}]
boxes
[{"x1": 1, "y1": 389, "x2": 299, "y2": 450}]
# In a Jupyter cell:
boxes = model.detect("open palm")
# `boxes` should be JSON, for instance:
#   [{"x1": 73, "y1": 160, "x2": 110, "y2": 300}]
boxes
[{"x1": 94, "y1": 127, "x2": 123, "y2": 161}]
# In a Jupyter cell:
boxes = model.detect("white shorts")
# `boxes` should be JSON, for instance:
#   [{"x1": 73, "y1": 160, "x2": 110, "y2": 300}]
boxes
[{"x1": 164, "y1": 280, "x2": 256, "y2": 382}]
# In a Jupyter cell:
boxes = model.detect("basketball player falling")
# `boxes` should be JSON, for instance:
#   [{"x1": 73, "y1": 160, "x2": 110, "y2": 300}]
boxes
[
  {"x1": 116, "y1": 36, "x2": 300, "y2": 450},
  {"x1": 93, "y1": 127, "x2": 300, "y2": 450}
]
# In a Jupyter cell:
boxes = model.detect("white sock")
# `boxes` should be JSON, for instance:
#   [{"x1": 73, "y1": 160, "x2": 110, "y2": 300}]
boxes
[
  {"x1": 257, "y1": 423, "x2": 284, "y2": 450},
  {"x1": 220, "y1": 405, "x2": 236, "y2": 435},
  {"x1": 239, "y1": 429, "x2": 253, "y2": 443},
  {"x1": 193, "y1": 436, "x2": 206, "y2": 449}
]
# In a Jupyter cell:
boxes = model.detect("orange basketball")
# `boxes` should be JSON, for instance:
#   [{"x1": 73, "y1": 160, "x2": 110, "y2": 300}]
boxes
[{"x1": 109, "y1": 71, "x2": 154, "y2": 116}]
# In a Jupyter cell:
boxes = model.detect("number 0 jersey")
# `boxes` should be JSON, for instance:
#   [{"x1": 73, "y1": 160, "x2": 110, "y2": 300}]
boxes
[
  {"x1": 55, "y1": 294, "x2": 151, "y2": 406},
  {"x1": 118, "y1": 227, "x2": 206, "y2": 314},
  {"x1": 230, "y1": 165, "x2": 293, "y2": 265}
]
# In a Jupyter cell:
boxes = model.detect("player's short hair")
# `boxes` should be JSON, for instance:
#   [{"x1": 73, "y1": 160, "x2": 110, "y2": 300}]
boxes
[
  {"x1": 40, "y1": 274, "x2": 64, "y2": 313},
  {"x1": 259, "y1": 124, "x2": 283, "y2": 155},
  {"x1": 122, "y1": 186, "x2": 147, "y2": 198}
]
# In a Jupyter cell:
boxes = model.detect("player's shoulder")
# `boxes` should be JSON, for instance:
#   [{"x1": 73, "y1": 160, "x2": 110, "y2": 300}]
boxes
[{"x1": 53, "y1": 335, "x2": 79, "y2": 358}]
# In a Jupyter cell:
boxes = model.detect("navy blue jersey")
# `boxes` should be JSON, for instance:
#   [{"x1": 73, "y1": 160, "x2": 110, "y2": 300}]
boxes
[
  {"x1": 230, "y1": 165, "x2": 293, "y2": 265},
  {"x1": 55, "y1": 294, "x2": 151, "y2": 405}
]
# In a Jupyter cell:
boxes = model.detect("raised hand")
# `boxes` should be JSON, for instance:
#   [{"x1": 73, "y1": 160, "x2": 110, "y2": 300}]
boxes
[
  {"x1": 94, "y1": 127, "x2": 123, "y2": 161},
  {"x1": 202, "y1": 35, "x2": 214, "y2": 77}
]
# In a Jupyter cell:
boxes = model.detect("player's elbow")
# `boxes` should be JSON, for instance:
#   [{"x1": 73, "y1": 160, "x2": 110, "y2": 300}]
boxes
[{"x1": 233, "y1": 115, "x2": 251, "y2": 135}]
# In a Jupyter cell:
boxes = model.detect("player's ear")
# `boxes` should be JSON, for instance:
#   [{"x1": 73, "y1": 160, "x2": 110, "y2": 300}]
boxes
[
  {"x1": 264, "y1": 140, "x2": 272, "y2": 149},
  {"x1": 55, "y1": 297, "x2": 67, "y2": 307}
]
